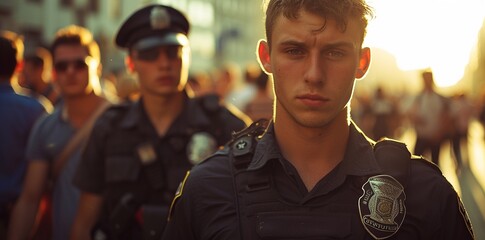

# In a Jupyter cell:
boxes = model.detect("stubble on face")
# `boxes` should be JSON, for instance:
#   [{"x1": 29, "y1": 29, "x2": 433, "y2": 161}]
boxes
[
  {"x1": 53, "y1": 45, "x2": 93, "y2": 98},
  {"x1": 270, "y1": 10, "x2": 365, "y2": 130},
  {"x1": 132, "y1": 47, "x2": 189, "y2": 99}
]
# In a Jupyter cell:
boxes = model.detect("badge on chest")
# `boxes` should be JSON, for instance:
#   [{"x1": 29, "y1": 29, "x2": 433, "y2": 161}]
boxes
[
  {"x1": 186, "y1": 132, "x2": 217, "y2": 165},
  {"x1": 358, "y1": 175, "x2": 406, "y2": 239}
]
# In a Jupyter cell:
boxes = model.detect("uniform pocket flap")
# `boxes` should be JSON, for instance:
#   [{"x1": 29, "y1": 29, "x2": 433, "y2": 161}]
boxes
[
  {"x1": 257, "y1": 212, "x2": 351, "y2": 239},
  {"x1": 106, "y1": 155, "x2": 140, "y2": 182}
]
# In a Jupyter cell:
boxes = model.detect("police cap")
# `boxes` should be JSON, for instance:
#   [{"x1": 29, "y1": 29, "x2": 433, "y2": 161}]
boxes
[{"x1": 115, "y1": 4, "x2": 190, "y2": 51}]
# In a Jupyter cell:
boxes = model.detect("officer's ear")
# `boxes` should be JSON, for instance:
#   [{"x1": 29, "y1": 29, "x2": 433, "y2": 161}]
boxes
[
  {"x1": 257, "y1": 39, "x2": 272, "y2": 75},
  {"x1": 125, "y1": 55, "x2": 135, "y2": 73},
  {"x1": 355, "y1": 47, "x2": 371, "y2": 79}
]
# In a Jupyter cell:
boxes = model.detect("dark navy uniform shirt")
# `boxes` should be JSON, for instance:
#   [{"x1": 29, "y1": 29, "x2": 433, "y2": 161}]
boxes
[
  {"x1": 73, "y1": 94, "x2": 248, "y2": 234},
  {"x1": 163, "y1": 122, "x2": 474, "y2": 240}
]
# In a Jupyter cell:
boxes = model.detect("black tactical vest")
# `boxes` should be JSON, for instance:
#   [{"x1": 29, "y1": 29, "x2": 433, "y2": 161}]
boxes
[{"x1": 229, "y1": 121, "x2": 411, "y2": 239}]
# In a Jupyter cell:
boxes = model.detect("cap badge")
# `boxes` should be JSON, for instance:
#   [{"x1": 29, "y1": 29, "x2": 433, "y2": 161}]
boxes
[
  {"x1": 359, "y1": 175, "x2": 406, "y2": 239},
  {"x1": 150, "y1": 6, "x2": 170, "y2": 30}
]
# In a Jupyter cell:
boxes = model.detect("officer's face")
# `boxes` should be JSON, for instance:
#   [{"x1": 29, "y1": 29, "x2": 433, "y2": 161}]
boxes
[
  {"x1": 258, "y1": 10, "x2": 370, "y2": 128},
  {"x1": 52, "y1": 45, "x2": 98, "y2": 98},
  {"x1": 130, "y1": 45, "x2": 190, "y2": 97}
]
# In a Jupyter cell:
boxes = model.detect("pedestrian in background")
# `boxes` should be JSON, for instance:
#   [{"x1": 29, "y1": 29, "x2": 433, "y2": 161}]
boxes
[
  {"x1": 8, "y1": 25, "x2": 110, "y2": 240},
  {"x1": 0, "y1": 31, "x2": 46, "y2": 239},
  {"x1": 19, "y1": 47, "x2": 61, "y2": 108},
  {"x1": 409, "y1": 70, "x2": 452, "y2": 166}
]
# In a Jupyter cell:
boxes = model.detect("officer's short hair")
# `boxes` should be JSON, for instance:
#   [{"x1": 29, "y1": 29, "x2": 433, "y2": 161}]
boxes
[
  {"x1": 263, "y1": 0, "x2": 374, "y2": 47},
  {"x1": 115, "y1": 4, "x2": 190, "y2": 52},
  {"x1": 0, "y1": 31, "x2": 23, "y2": 79},
  {"x1": 51, "y1": 25, "x2": 100, "y2": 62}
]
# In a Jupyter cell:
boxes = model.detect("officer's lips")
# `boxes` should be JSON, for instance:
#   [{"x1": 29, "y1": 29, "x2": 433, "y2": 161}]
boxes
[
  {"x1": 155, "y1": 76, "x2": 175, "y2": 85},
  {"x1": 297, "y1": 94, "x2": 329, "y2": 107}
]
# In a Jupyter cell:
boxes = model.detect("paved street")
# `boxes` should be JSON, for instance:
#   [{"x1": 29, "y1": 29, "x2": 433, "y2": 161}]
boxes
[{"x1": 399, "y1": 121, "x2": 485, "y2": 239}]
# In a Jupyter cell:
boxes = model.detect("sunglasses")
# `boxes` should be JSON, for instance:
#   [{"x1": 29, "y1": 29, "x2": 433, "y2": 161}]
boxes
[
  {"x1": 136, "y1": 46, "x2": 183, "y2": 61},
  {"x1": 54, "y1": 58, "x2": 89, "y2": 72}
]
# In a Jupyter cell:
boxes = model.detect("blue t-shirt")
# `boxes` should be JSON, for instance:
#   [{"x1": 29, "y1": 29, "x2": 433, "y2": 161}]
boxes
[
  {"x1": 26, "y1": 106, "x2": 79, "y2": 240},
  {"x1": 0, "y1": 82, "x2": 45, "y2": 205}
]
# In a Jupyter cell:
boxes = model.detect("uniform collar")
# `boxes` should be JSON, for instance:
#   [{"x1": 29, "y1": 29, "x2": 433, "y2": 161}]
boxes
[
  {"x1": 119, "y1": 92, "x2": 212, "y2": 131},
  {"x1": 339, "y1": 123, "x2": 381, "y2": 176},
  {"x1": 247, "y1": 123, "x2": 283, "y2": 170},
  {"x1": 247, "y1": 122, "x2": 381, "y2": 176},
  {"x1": 182, "y1": 95, "x2": 212, "y2": 128}
]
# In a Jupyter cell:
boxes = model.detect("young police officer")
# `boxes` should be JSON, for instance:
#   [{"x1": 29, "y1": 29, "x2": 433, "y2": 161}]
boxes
[
  {"x1": 162, "y1": 0, "x2": 475, "y2": 239},
  {"x1": 71, "y1": 4, "x2": 250, "y2": 240}
]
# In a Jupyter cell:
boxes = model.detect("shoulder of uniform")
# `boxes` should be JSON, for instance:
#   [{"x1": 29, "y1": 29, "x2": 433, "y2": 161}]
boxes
[
  {"x1": 198, "y1": 146, "x2": 231, "y2": 165},
  {"x1": 194, "y1": 94, "x2": 222, "y2": 113},
  {"x1": 410, "y1": 155, "x2": 442, "y2": 174},
  {"x1": 373, "y1": 138, "x2": 411, "y2": 163},
  {"x1": 373, "y1": 138, "x2": 411, "y2": 184},
  {"x1": 100, "y1": 102, "x2": 131, "y2": 118},
  {"x1": 93, "y1": 102, "x2": 133, "y2": 129},
  {"x1": 194, "y1": 93, "x2": 252, "y2": 126},
  {"x1": 374, "y1": 137, "x2": 408, "y2": 149}
]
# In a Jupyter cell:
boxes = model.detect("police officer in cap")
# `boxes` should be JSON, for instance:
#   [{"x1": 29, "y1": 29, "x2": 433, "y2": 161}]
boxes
[
  {"x1": 70, "y1": 4, "x2": 250, "y2": 240},
  {"x1": 162, "y1": 0, "x2": 475, "y2": 239}
]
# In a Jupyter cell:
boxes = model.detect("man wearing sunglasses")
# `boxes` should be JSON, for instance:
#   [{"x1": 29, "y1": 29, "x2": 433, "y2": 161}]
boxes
[
  {"x1": 71, "y1": 4, "x2": 250, "y2": 240},
  {"x1": 8, "y1": 25, "x2": 109, "y2": 240}
]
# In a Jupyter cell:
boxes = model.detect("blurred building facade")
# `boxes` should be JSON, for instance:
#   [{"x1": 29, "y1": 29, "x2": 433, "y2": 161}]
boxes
[{"x1": 0, "y1": 0, "x2": 265, "y2": 75}]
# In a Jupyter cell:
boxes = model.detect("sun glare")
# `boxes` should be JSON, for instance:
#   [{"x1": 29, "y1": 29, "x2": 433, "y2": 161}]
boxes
[{"x1": 365, "y1": 0, "x2": 485, "y2": 87}]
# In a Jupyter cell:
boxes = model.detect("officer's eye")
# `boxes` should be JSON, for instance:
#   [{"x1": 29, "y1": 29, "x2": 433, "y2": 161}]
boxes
[
  {"x1": 137, "y1": 49, "x2": 160, "y2": 61},
  {"x1": 166, "y1": 46, "x2": 183, "y2": 59},
  {"x1": 325, "y1": 49, "x2": 345, "y2": 59},
  {"x1": 136, "y1": 46, "x2": 183, "y2": 61},
  {"x1": 285, "y1": 48, "x2": 304, "y2": 56}
]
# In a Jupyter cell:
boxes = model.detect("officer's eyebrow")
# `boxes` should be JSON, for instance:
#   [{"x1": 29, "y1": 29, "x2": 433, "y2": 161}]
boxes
[
  {"x1": 277, "y1": 40, "x2": 306, "y2": 50},
  {"x1": 277, "y1": 39, "x2": 356, "y2": 50},
  {"x1": 322, "y1": 41, "x2": 356, "y2": 50}
]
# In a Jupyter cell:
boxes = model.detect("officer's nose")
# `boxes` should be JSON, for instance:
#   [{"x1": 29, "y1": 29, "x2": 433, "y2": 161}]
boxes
[
  {"x1": 155, "y1": 50, "x2": 171, "y2": 68},
  {"x1": 304, "y1": 53, "x2": 324, "y2": 84}
]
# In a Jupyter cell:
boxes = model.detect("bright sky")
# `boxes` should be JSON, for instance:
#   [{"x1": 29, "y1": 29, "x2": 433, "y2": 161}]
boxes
[{"x1": 364, "y1": 0, "x2": 485, "y2": 87}]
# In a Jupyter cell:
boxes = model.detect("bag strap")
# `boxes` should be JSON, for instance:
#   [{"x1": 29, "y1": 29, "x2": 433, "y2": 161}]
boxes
[{"x1": 51, "y1": 100, "x2": 111, "y2": 180}]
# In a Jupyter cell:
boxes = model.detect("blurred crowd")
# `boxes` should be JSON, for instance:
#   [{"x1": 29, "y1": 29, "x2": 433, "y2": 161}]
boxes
[{"x1": 352, "y1": 70, "x2": 483, "y2": 174}]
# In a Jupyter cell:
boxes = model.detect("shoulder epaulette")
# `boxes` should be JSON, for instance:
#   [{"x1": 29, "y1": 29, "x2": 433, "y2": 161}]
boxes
[
  {"x1": 373, "y1": 138, "x2": 411, "y2": 186},
  {"x1": 410, "y1": 155, "x2": 442, "y2": 174},
  {"x1": 198, "y1": 146, "x2": 230, "y2": 165},
  {"x1": 229, "y1": 119, "x2": 269, "y2": 170},
  {"x1": 196, "y1": 94, "x2": 221, "y2": 114},
  {"x1": 97, "y1": 102, "x2": 132, "y2": 123}
]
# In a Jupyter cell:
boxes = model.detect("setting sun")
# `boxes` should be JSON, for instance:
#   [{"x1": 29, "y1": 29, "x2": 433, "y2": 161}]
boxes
[{"x1": 364, "y1": 0, "x2": 485, "y2": 87}]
